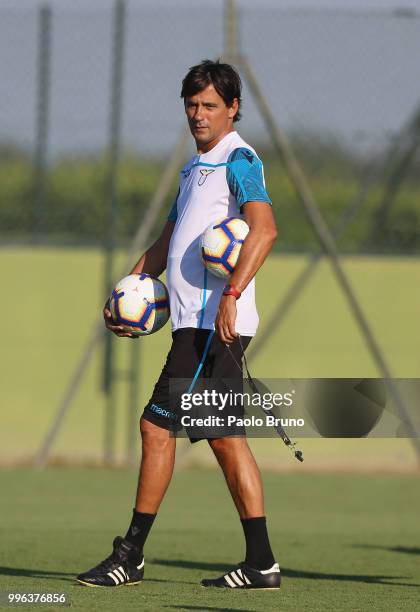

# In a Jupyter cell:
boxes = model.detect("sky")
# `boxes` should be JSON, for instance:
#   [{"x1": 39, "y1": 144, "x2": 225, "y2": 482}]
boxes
[
  {"x1": 1, "y1": 0, "x2": 419, "y2": 156},
  {"x1": 2, "y1": 0, "x2": 420, "y2": 10}
]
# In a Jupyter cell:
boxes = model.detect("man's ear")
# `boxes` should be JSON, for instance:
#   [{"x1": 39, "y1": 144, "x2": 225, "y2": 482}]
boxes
[{"x1": 228, "y1": 98, "x2": 239, "y2": 119}]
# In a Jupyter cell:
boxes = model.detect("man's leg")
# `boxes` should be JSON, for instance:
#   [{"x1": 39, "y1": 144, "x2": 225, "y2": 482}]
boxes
[
  {"x1": 76, "y1": 419, "x2": 176, "y2": 588},
  {"x1": 135, "y1": 418, "x2": 176, "y2": 513},
  {"x1": 122, "y1": 419, "x2": 176, "y2": 552},
  {"x1": 208, "y1": 436, "x2": 276, "y2": 572},
  {"x1": 199, "y1": 334, "x2": 279, "y2": 586},
  {"x1": 77, "y1": 329, "x2": 210, "y2": 587},
  {"x1": 125, "y1": 329, "x2": 212, "y2": 554},
  {"x1": 209, "y1": 437, "x2": 263, "y2": 517}
]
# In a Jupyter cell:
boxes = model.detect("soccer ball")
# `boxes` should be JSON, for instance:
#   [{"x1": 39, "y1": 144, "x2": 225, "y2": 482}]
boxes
[
  {"x1": 109, "y1": 273, "x2": 170, "y2": 336},
  {"x1": 200, "y1": 216, "x2": 249, "y2": 278}
]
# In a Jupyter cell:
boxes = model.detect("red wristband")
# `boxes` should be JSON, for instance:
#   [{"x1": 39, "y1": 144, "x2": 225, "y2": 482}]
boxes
[{"x1": 223, "y1": 284, "x2": 241, "y2": 299}]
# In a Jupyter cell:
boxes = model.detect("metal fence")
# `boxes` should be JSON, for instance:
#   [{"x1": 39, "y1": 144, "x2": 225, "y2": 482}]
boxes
[
  {"x1": 1, "y1": 0, "x2": 419, "y2": 253},
  {"x1": 1, "y1": 0, "x2": 420, "y2": 466}
]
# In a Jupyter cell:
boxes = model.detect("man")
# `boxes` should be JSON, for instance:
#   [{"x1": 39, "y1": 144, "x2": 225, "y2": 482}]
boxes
[{"x1": 77, "y1": 60, "x2": 280, "y2": 590}]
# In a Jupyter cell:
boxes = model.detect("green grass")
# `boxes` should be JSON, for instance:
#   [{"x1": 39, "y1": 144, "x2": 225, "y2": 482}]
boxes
[
  {"x1": 0, "y1": 468, "x2": 419, "y2": 611},
  {"x1": 0, "y1": 248, "x2": 419, "y2": 465}
]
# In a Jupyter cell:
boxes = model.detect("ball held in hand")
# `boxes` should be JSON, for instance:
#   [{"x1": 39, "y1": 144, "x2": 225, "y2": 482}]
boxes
[{"x1": 109, "y1": 273, "x2": 170, "y2": 336}]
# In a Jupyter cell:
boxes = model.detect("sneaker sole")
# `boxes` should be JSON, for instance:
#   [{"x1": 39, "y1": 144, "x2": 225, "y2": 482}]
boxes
[
  {"x1": 201, "y1": 585, "x2": 280, "y2": 590},
  {"x1": 77, "y1": 579, "x2": 143, "y2": 588}
]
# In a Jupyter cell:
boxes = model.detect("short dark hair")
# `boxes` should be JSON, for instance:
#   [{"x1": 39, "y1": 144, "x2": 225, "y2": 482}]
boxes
[{"x1": 181, "y1": 59, "x2": 242, "y2": 122}]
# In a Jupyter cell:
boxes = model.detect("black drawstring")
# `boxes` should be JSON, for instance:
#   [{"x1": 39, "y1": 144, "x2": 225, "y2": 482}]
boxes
[{"x1": 225, "y1": 336, "x2": 304, "y2": 463}]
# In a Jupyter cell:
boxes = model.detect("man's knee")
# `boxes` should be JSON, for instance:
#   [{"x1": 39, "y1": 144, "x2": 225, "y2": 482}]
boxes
[{"x1": 140, "y1": 417, "x2": 173, "y2": 452}]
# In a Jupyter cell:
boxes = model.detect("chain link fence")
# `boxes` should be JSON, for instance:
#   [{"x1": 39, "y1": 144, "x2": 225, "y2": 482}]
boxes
[
  {"x1": 1, "y1": 0, "x2": 419, "y2": 253},
  {"x1": 1, "y1": 0, "x2": 420, "y2": 465}
]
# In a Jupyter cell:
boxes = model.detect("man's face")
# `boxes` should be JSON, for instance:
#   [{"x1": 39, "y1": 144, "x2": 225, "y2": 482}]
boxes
[{"x1": 184, "y1": 84, "x2": 238, "y2": 153}]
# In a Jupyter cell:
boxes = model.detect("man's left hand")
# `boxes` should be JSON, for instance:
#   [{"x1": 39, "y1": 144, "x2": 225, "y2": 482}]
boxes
[{"x1": 215, "y1": 295, "x2": 238, "y2": 344}]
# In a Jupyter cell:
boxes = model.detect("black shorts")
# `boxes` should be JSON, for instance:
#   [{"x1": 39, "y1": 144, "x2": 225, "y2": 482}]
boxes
[{"x1": 142, "y1": 328, "x2": 252, "y2": 442}]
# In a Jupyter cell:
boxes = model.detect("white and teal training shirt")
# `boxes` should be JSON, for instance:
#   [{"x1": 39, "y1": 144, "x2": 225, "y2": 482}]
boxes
[{"x1": 166, "y1": 130, "x2": 272, "y2": 337}]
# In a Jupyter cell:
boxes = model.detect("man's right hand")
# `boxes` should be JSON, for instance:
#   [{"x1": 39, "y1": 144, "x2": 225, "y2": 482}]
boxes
[{"x1": 103, "y1": 302, "x2": 138, "y2": 338}]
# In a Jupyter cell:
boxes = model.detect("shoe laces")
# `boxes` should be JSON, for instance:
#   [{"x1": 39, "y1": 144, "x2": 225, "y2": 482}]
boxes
[{"x1": 95, "y1": 551, "x2": 121, "y2": 572}]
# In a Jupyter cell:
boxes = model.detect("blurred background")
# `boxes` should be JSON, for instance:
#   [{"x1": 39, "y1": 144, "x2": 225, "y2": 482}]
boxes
[{"x1": 1, "y1": 0, "x2": 419, "y2": 470}]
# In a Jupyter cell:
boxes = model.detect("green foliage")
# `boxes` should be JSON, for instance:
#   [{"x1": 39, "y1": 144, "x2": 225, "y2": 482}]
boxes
[
  {"x1": 1, "y1": 139, "x2": 419, "y2": 253},
  {"x1": 0, "y1": 151, "x2": 34, "y2": 234}
]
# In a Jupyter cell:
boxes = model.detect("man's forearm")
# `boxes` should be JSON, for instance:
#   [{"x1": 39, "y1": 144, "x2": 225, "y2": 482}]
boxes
[{"x1": 228, "y1": 227, "x2": 277, "y2": 293}]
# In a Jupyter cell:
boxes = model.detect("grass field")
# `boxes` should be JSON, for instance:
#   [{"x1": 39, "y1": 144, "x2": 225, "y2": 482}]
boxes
[
  {"x1": 1, "y1": 248, "x2": 419, "y2": 610},
  {"x1": 0, "y1": 467, "x2": 419, "y2": 611},
  {"x1": 1, "y1": 248, "x2": 419, "y2": 465}
]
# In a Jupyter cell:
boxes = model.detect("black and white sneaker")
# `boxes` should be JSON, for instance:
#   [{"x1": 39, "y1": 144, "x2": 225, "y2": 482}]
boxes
[
  {"x1": 201, "y1": 561, "x2": 281, "y2": 590},
  {"x1": 76, "y1": 536, "x2": 144, "y2": 587}
]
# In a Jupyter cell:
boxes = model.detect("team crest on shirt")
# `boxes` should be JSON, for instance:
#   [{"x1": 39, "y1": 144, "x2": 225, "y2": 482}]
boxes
[{"x1": 198, "y1": 168, "x2": 215, "y2": 186}]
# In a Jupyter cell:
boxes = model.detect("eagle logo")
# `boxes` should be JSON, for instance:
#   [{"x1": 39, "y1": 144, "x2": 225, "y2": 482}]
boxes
[{"x1": 198, "y1": 168, "x2": 215, "y2": 186}]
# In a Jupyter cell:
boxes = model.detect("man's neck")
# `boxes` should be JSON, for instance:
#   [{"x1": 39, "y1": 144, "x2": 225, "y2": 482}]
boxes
[{"x1": 196, "y1": 128, "x2": 235, "y2": 154}]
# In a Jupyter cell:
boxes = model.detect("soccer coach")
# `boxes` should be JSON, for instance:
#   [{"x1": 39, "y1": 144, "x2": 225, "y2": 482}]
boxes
[{"x1": 77, "y1": 60, "x2": 280, "y2": 590}]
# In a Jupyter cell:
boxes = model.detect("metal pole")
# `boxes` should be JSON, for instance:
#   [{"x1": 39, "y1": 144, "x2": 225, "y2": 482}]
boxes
[
  {"x1": 127, "y1": 341, "x2": 140, "y2": 465},
  {"x1": 224, "y1": 0, "x2": 238, "y2": 63},
  {"x1": 103, "y1": 0, "x2": 126, "y2": 464},
  {"x1": 35, "y1": 323, "x2": 103, "y2": 466},
  {"x1": 35, "y1": 127, "x2": 190, "y2": 466},
  {"x1": 34, "y1": 3, "x2": 52, "y2": 241},
  {"x1": 369, "y1": 111, "x2": 420, "y2": 246},
  {"x1": 247, "y1": 164, "x2": 378, "y2": 362},
  {"x1": 240, "y1": 57, "x2": 420, "y2": 456},
  {"x1": 126, "y1": 128, "x2": 190, "y2": 264},
  {"x1": 125, "y1": 127, "x2": 190, "y2": 464},
  {"x1": 247, "y1": 125, "x2": 413, "y2": 363}
]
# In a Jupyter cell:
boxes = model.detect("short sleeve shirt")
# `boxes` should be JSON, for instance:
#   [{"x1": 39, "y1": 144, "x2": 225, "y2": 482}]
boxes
[{"x1": 166, "y1": 131, "x2": 271, "y2": 337}]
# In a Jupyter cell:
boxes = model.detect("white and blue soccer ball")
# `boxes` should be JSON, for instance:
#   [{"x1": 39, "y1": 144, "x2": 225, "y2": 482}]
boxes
[
  {"x1": 200, "y1": 216, "x2": 249, "y2": 278},
  {"x1": 109, "y1": 274, "x2": 170, "y2": 336}
]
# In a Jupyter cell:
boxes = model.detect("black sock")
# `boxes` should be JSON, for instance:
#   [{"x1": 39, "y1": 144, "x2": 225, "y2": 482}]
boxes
[
  {"x1": 240, "y1": 516, "x2": 275, "y2": 570},
  {"x1": 124, "y1": 509, "x2": 156, "y2": 555}
]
